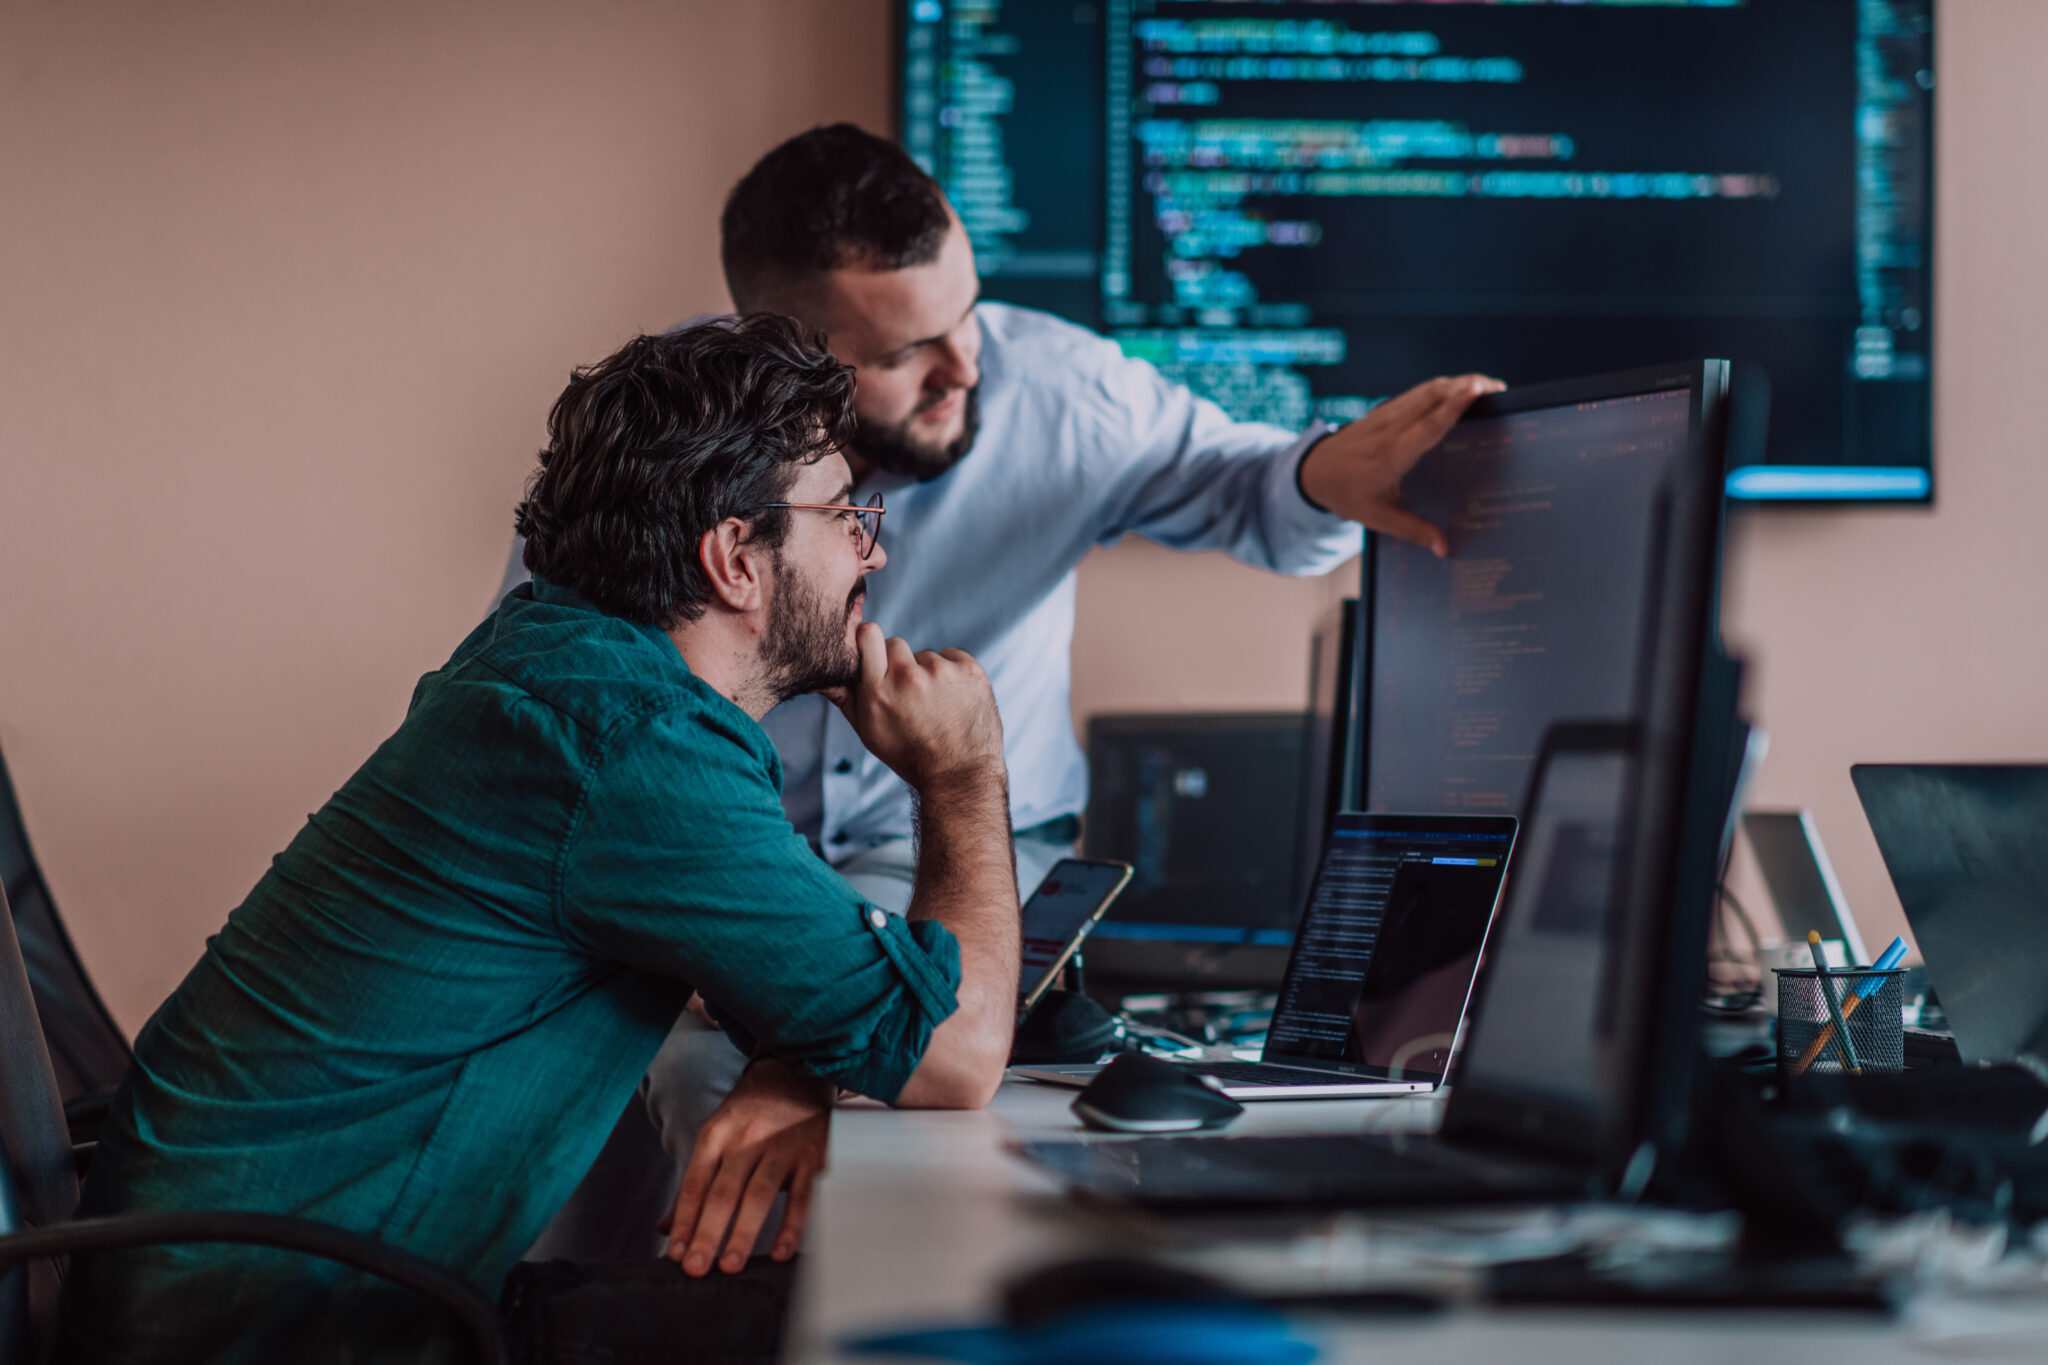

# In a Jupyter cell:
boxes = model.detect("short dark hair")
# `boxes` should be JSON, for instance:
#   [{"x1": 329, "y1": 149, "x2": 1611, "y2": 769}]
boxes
[
  {"x1": 515, "y1": 315, "x2": 855, "y2": 628},
  {"x1": 721, "y1": 123, "x2": 952, "y2": 310}
]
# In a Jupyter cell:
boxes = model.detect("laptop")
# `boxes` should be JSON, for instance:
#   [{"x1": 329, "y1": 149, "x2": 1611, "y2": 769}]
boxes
[
  {"x1": 1851, "y1": 764, "x2": 2048, "y2": 1066},
  {"x1": 1743, "y1": 809, "x2": 1869, "y2": 965},
  {"x1": 1014, "y1": 812, "x2": 1517, "y2": 1099},
  {"x1": 1015, "y1": 361, "x2": 1741, "y2": 1209},
  {"x1": 1019, "y1": 729, "x2": 1666, "y2": 1204}
]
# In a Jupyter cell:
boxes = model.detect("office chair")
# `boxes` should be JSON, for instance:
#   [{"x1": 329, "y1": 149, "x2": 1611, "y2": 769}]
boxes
[
  {"x1": 0, "y1": 744, "x2": 133, "y2": 1137},
  {"x1": 0, "y1": 883, "x2": 506, "y2": 1365}
]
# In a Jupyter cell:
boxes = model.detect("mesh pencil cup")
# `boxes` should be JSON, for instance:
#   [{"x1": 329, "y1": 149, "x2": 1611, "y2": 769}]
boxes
[{"x1": 1775, "y1": 967, "x2": 1906, "y2": 1078}]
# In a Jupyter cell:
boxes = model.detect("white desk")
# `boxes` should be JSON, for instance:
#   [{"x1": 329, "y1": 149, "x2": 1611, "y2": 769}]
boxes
[{"x1": 789, "y1": 1078, "x2": 2032, "y2": 1364}]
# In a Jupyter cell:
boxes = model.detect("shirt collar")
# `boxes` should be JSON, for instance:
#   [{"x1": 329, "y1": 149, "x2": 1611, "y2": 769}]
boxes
[{"x1": 527, "y1": 575, "x2": 690, "y2": 673}]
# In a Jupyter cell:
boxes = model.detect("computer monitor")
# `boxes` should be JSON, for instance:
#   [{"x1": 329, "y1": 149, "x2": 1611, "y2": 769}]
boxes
[
  {"x1": 900, "y1": 0, "x2": 1933, "y2": 502},
  {"x1": 1443, "y1": 371, "x2": 1740, "y2": 1177},
  {"x1": 1453, "y1": 725, "x2": 1639, "y2": 1136},
  {"x1": 1361, "y1": 361, "x2": 1730, "y2": 821},
  {"x1": 1080, "y1": 712, "x2": 1306, "y2": 988}
]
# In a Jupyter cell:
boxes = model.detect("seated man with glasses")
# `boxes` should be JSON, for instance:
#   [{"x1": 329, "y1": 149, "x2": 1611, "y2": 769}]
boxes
[
  {"x1": 60, "y1": 315, "x2": 1019, "y2": 1364},
  {"x1": 510, "y1": 122, "x2": 1506, "y2": 1269}
]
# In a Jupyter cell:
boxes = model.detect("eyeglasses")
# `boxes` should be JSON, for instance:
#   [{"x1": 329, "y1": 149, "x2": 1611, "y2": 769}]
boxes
[{"x1": 760, "y1": 492, "x2": 885, "y2": 559}]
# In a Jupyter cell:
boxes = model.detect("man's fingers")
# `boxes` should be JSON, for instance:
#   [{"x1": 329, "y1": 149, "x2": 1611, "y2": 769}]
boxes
[
  {"x1": 1371, "y1": 505, "x2": 1450, "y2": 559},
  {"x1": 772, "y1": 1166, "x2": 820, "y2": 1262},
  {"x1": 1367, "y1": 375, "x2": 1504, "y2": 479},
  {"x1": 856, "y1": 624, "x2": 889, "y2": 687},
  {"x1": 1381, "y1": 373, "x2": 1502, "y2": 439},
  {"x1": 882, "y1": 636, "x2": 921, "y2": 687},
  {"x1": 665, "y1": 1131, "x2": 726, "y2": 1258},
  {"x1": 823, "y1": 627, "x2": 888, "y2": 722},
  {"x1": 718, "y1": 1156, "x2": 793, "y2": 1274},
  {"x1": 680, "y1": 1155, "x2": 754, "y2": 1277},
  {"x1": 1357, "y1": 374, "x2": 1446, "y2": 428},
  {"x1": 1429, "y1": 373, "x2": 1503, "y2": 419}
]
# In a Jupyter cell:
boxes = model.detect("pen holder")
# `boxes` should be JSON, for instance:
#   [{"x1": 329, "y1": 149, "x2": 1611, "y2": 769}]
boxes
[{"x1": 1775, "y1": 968, "x2": 1906, "y2": 1078}]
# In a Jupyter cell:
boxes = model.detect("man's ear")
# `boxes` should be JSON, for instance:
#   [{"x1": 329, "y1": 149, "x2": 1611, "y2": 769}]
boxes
[{"x1": 698, "y1": 518, "x2": 767, "y2": 613}]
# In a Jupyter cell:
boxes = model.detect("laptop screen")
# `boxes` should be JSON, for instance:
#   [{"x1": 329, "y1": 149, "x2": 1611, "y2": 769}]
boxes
[
  {"x1": 1853, "y1": 763, "x2": 2048, "y2": 1066},
  {"x1": 1264, "y1": 813, "x2": 1517, "y2": 1084}
]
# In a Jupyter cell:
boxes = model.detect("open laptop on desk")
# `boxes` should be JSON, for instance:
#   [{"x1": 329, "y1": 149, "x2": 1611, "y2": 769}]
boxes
[
  {"x1": 1016, "y1": 361, "x2": 1744, "y2": 1208},
  {"x1": 1018, "y1": 727, "x2": 1657, "y2": 1205},
  {"x1": 1013, "y1": 812, "x2": 1516, "y2": 1098},
  {"x1": 1852, "y1": 765, "x2": 2048, "y2": 1066}
]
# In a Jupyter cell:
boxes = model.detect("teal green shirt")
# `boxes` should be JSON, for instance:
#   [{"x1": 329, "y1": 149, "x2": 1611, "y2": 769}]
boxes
[{"x1": 61, "y1": 579, "x2": 960, "y2": 1364}]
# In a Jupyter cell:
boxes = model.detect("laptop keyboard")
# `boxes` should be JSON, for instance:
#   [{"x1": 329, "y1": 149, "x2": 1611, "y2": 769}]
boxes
[{"x1": 1188, "y1": 1061, "x2": 1375, "y2": 1087}]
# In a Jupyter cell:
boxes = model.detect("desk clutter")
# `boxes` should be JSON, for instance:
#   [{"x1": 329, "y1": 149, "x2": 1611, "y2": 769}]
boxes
[{"x1": 843, "y1": 1203, "x2": 2048, "y2": 1362}]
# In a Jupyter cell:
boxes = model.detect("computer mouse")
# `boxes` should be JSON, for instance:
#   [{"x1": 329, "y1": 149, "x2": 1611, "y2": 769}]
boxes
[{"x1": 1071, "y1": 1052, "x2": 1244, "y2": 1133}]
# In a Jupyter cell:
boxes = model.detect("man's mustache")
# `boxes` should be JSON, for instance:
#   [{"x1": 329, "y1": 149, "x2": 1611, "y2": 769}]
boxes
[{"x1": 915, "y1": 384, "x2": 970, "y2": 416}]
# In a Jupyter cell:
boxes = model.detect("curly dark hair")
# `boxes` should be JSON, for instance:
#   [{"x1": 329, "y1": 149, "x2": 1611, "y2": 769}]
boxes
[
  {"x1": 721, "y1": 123, "x2": 952, "y2": 310},
  {"x1": 514, "y1": 315, "x2": 856, "y2": 628}
]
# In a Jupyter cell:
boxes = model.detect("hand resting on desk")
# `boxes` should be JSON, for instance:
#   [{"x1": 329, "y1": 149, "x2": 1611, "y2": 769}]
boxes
[{"x1": 661, "y1": 1056, "x2": 832, "y2": 1277}]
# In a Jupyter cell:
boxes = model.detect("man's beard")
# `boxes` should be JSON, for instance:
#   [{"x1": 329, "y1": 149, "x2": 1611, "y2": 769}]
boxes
[
  {"x1": 761, "y1": 559, "x2": 865, "y2": 707},
  {"x1": 847, "y1": 385, "x2": 980, "y2": 482}
]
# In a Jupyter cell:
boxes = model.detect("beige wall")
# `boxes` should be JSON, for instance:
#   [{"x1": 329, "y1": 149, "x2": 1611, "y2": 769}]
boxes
[
  {"x1": 1716, "y1": 0, "x2": 2048, "y2": 958},
  {"x1": 2, "y1": 2, "x2": 2036, "y2": 1033},
  {"x1": 0, "y1": 0, "x2": 902, "y2": 1032}
]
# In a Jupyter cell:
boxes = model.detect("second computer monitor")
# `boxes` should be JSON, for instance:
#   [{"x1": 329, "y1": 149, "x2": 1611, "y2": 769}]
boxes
[{"x1": 1362, "y1": 362, "x2": 1730, "y2": 817}]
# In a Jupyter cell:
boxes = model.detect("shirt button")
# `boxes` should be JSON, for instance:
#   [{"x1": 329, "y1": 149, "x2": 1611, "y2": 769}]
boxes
[
  {"x1": 869, "y1": 909, "x2": 887, "y2": 929},
  {"x1": 834, "y1": 758, "x2": 854, "y2": 775}
]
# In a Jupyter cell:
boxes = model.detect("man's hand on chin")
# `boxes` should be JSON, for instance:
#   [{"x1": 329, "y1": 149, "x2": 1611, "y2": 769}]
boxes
[
  {"x1": 660, "y1": 1057, "x2": 832, "y2": 1276},
  {"x1": 1297, "y1": 373, "x2": 1505, "y2": 557}
]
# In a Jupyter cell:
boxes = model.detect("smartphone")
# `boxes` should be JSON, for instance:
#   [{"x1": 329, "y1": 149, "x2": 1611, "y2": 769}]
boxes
[{"x1": 1018, "y1": 858, "x2": 1134, "y2": 1015}]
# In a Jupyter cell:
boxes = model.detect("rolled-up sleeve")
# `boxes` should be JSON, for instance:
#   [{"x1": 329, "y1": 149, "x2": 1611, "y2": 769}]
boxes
[{"x1": 556, "y1": 706, "x2": 960, "y2": 1104}]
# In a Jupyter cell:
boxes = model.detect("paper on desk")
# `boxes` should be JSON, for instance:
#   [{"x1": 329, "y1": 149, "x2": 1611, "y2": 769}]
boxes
[
  {"x1": 1857, "y1": 1212, "x2": 2048, "y2": 1356},
  {"x1": 1132, "y1": 1205, "x2": 1741, "y2": 1299}
]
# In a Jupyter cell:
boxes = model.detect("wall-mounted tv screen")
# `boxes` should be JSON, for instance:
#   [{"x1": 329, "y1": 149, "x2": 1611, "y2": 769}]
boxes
[{"x1": 899, "y1": 0, "x2": 1935, "y2": 503}]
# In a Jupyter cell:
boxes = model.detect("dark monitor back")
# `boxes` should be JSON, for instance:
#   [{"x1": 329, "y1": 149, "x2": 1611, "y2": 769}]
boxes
[
  {"x1": 1852, "y1": 764, "x2": 2048, "y2": 1066},
  {"x1": 1363, "y1": 362, "x2": 1727, "y2": 818},
  {"x1": 1081, "y1": 712, "x2": 1305, "y2": 989},
  {"x1": 1295, "y1": 599, "x2": 1362, "y2": 911},
  {"x1": 1439, "y1": 371, "x2": 1738, "y2": 1177}
]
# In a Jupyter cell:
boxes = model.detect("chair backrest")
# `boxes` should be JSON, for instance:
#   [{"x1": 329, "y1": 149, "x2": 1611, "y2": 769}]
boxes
[
  {"x1": 0, "y1": 746, "x2": 132, "y2": 1104},
  {"x1": 0, "y1": 879, "x2": 82, "y2": 1360}
]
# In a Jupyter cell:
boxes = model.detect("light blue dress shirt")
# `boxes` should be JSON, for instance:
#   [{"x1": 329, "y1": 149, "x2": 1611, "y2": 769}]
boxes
[{"x1": 502, "y1": 302, "x2": 1361, "y2": 862}]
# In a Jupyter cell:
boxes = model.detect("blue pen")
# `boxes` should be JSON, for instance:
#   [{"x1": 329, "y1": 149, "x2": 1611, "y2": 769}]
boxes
[
  {"x1": 1854, "y1": 935, "x2": 1910, "y2": 1000},
  {"x1": 1790, "y1": 933, "x2": 1906, "y2": 1075}
]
